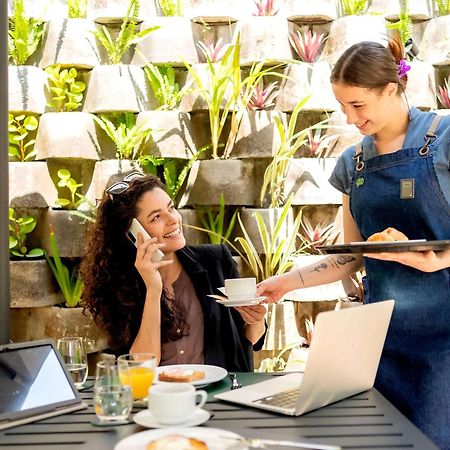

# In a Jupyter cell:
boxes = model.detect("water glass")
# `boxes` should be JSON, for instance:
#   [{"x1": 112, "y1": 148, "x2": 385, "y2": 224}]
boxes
[
  {"x1": 93, "y1": 385, "x2": 133, "y2": 422},
  {"x1": 56, "y1": 337, "x2": 88, "y2": 388},
  {"x1": 117, "y1": 353, "x2": 156, "y2": 401}
]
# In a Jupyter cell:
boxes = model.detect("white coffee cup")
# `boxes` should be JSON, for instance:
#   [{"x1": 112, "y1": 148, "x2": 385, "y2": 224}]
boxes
[
  {"x1": 224, "y1": 277, "x2": 257, "y2": 299},
  {"x1": 148, "y1": 383, "x2": 207, "y2": 425}
]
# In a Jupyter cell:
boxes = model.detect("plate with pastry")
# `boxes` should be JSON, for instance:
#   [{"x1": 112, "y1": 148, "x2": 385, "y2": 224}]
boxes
[
  {"x1": 114, "y1": 427, "x2": 246, "y2": 450},
  {"x1": 317, "y1": 227, "x2": 450, "y2": 254},
  {"x1": 155, "y1": 364, "x2": 227, "y2": 387}
]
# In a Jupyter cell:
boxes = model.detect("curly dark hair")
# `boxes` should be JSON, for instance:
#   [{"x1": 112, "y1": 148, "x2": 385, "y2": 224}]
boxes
[{"x1": 80, "y1": 173, "x2": 189, "y2": 352}]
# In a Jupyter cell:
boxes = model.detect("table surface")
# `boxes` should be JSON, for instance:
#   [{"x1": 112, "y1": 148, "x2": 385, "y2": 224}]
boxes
[{"x1": 0, "y1": 372, "x2": 439, "y2": 450}]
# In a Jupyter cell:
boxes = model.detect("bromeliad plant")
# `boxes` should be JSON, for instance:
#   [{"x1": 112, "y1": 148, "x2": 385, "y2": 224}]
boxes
[
  {"x1": 157, "y1": 0, "x2": 182, "y2": 16},
  {"x1": 197, "y1": 38, "x2": 233, "y2": 63},
  {"x1": 289, "y1": 30, "x2": 326, "y2": 63},
  {"x1": 144, "y1": 63, "x2": 189, "y2": 110},
  {"x1": 198, "y1": 194, "x2": 238, "y2": 245},
  {"x1": 338, "y1": 0, "x2": 369, "y2": 16},
  {"x1": 306, "y1": 127, "x2": 335, "y2": 158},
  {"x1": 8, "y1": 0, "x2": 45, "y2": 65},
  {"x1": 8, "y1": 113, "x2": 39, "y2": 162},
  {"x1": 45, "y1": 65, "x2": 86, "y2": 112},
  {"x1": 247, "y1": 80, "x2": 279, "y2": 110},
  {"x1": 253, "y1": 0, "x2": 279, "y2": 16},
  {"x1": 45, "y1": 229, "x2": 84, "y2": 307},
  {"x1": 94, "y1": 113, "x2": 153, "y2": 159},
  {"x1": 438, "y1": 77, "x2": 450, "y2": 108},
  {"x1": 92, "y1": 0, "x2": 159, "y2": 64},
  {"x1": 298, "y1": 215, "x2": 340, "y2": 255},
  {"x1": 9, "y1": 208, "x2": 44, "y2": 258},
  {"x1": 67, "y1": 0, "x2": 88, "y2": 18}
]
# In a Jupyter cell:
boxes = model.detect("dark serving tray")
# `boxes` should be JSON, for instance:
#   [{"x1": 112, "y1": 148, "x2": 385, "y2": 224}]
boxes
[{"x1": 316, "y1": 239, "x2": 450, "y2": 254}]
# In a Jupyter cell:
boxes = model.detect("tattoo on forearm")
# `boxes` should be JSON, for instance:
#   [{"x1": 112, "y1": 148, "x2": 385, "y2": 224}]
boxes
[
  {"x1": 310, "y1": 263, "x2": 328, "y2": 273},
  {"x1": 297, "y1": 269, "x2": 305, "y2": 285},
  {"x1": 335, "y1": 255, "x2": 356, "y2": 266}
]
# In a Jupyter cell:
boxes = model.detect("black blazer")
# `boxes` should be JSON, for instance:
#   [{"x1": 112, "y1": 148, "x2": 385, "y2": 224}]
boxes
[{"x1": 177, "y1": 244, "x2": 265, "y2": 372}]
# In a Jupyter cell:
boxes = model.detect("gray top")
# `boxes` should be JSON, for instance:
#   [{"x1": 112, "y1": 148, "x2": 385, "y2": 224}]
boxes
[
  {"x1": 160, "y1": 268, "x2": 205, "y2": 365},
  {"x1": 329, "y1": 107, "x2": 450, "y2": 205}
]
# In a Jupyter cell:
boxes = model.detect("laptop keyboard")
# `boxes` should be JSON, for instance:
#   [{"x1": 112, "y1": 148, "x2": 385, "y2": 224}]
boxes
[{"x1": 255, "y1": 387, "x2": 301, "y2": 409}]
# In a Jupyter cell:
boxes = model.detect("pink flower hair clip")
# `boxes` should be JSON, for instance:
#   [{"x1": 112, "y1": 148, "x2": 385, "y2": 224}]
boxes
[{"x1": 397, "y1": 59, "x2": 411, "y2": 79}]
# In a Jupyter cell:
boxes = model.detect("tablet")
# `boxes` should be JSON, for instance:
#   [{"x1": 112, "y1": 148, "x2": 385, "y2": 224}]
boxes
[{"x1": 316, "y1": 239, "x2": 450, "y2": 254}]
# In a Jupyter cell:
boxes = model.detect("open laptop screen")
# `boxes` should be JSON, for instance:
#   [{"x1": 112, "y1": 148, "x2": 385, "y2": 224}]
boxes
[{"x1": 0, "y1": 340, "x2": 84, "y2": 429}]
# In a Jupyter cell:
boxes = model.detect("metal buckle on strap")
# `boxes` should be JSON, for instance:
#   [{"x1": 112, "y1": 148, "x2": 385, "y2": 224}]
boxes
[{"x1": 353, "y1": 144, "x2": 364, "y2": 171}]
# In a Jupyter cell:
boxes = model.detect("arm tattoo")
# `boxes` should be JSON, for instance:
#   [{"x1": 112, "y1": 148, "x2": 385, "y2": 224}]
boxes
[
  {"x1": 297, "y1": 269, "x2": 305, "y2": 285},
  {"x1": 335, "y1": 255, "x2": 356, "y2": 266},
  {"x1": 310, "y1": 262, "x2": 328, "y2": 273}
]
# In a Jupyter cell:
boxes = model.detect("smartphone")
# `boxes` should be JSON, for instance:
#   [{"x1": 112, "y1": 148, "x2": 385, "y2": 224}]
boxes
[{"x1": 127, "y1": 218, "x2": 164, "y2": 262}]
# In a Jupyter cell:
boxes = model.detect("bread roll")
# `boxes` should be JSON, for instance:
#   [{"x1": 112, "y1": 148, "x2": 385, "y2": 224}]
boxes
[
  {"x1": 367, "y1": 227, "x2": 408, "y2": 242},
  {"x1": 146, "y1": 435, "x2": 208, "y2": 450},
  {"x1": 158, "y1": 368, "x2": 205, "y2": 383}
]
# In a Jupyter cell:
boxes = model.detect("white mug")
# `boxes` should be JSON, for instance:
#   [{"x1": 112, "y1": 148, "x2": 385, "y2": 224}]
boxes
[
  {"x1": 148, "y1": 383, "x2": 207, "y2": 425},
  {"x1": 224, "y1": 277, "x2": 257, "y2": 299}
]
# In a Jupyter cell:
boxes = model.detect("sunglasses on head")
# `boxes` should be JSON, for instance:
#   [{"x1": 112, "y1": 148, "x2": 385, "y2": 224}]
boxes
[{"x1": 105, "y1": 171, "x2": 145, "y2": 199}]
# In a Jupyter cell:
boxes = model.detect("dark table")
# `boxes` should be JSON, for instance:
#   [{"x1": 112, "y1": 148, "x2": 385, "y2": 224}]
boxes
[{"x1": 0, "y1": 373, "x2": 439, "y2": 449}]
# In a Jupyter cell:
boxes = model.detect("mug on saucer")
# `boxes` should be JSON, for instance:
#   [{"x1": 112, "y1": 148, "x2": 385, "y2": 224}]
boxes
[{"x1": 148, "y1": 382, "x2": 207, "y2": 425}]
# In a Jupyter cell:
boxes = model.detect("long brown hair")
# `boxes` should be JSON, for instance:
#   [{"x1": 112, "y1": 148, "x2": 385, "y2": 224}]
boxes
[
  {"x1": 80, "y1": 174, "x2": 188, "y2": 352},
  {"x1": 330, "y1": 39, "x2": 407, "y2": 93}
]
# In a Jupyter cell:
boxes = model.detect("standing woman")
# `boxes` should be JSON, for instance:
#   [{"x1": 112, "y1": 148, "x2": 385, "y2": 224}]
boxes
[
  {"x1": 81, "y1": 173, "x2": 266, "y2": 372},
  {"x1": 257, "y1": 40, "x2": 450, "y2": 449}
]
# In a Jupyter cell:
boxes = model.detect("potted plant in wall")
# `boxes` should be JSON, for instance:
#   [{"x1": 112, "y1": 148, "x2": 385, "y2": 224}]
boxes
[
  {"x1": 8, "y1": 0, "x2": 47, "y2": 114},
  {"x1": 10, "y1": 230, "x2": 110, "y2": 354},
  {"x1": 84, "y1": 0, "x2": 160, "y2": 113}
]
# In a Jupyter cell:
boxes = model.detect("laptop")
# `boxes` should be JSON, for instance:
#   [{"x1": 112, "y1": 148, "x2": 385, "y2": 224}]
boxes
[
  {"x1": 0, "y1": 339, "x2": 88, "y2": 430},
  {"x1": 216, "y1": 300, "x2": 395, "y2": 415}
]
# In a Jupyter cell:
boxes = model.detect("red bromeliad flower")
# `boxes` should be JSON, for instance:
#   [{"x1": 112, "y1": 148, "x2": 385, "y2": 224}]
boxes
[
  {"x1": 253, "y1": 0, "x2": 279, "y2": 16},
  {"x1": 197, "y1": 38, "x2": 232, "y2": 63},
  {"x1": 437, "y1": 77, "x2": 450, "y2": 109},
  {"x1": 289, "y1": 30, "x2": 326, "y2": 63},
  {"x1": 247, "y1": 81, "x2": 279, "y2": 110}
]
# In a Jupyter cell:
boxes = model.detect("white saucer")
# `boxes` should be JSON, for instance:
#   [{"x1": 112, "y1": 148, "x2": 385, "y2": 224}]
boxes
[
  {"x1": 207, "y1": 294, "x2": 265, "y2": 307},
  {"x1": 133, "y1": 408, "x2": 210, "y2": 429}
]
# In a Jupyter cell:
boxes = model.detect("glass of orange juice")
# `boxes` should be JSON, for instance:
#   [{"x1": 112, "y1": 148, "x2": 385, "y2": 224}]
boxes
[{"x1": 117, "y1": 353, "x2": 156, "y2": 402}]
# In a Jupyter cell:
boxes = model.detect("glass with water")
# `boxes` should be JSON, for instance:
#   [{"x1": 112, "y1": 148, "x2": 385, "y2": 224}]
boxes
[
  {"x1": 56, "y1": 337, "x2": 88, "y2": 388},
  {"x1": 93, "y1": 360, "x2": 133, "y2": 422}
]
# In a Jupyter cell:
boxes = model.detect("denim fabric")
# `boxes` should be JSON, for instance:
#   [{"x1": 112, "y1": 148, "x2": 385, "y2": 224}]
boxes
[
  {"x1": 347, "y1": 128, "x2": 450, "y2": 449},
  {"x1": 329, "y1": 107, "x2": 450, "y2": 207}
]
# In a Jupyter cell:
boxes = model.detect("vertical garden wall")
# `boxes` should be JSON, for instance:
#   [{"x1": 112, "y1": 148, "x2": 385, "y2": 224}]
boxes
[{"x1": 8, "y1": 0, "x2": 450, "y2": 365}]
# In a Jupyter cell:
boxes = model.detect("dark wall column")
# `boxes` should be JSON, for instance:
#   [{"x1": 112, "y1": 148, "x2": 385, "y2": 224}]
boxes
[{"x1": 0, "y1": 0, "x2": 9, "y2": 344}]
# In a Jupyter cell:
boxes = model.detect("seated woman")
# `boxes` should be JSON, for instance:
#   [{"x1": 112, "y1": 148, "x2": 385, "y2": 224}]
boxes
[{"x1": 80, "y1": 173, "x2": 266, "y2": 371}]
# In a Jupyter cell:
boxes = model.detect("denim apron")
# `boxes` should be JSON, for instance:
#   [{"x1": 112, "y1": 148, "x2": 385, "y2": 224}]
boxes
[{"x1": 350, "y1": 115, "x2": 450, "y2": 450}]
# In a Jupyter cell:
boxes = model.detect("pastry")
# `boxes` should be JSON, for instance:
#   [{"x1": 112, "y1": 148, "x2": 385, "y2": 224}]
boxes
[
  {"x1": 158, "y1": 368, "x2": 205, "y2": 383},
  {"x1": 146, "y1": 435, "x2": 208, "y2": 450},
  {"x1": 367, "y1": 227, "x2": 408, "y2": 242}
]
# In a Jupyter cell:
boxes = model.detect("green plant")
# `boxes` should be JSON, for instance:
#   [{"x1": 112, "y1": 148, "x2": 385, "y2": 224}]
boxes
[
  {"x1": 259, "y1": 97, "x2": 310, "y2": 208},
  {"x1": 198, "y1": 194, "x2": 237, "y2": 245},
  {"x1": 93, "y1": 113, "x2": 152, "y2": 159},
  {"x1": 8, "y1": 113, "x2": 39, "y2": 162},
  {"x1": 338, "y1": 0, "x2": 369, "y2": 15},
  {"x1": 8, "y1": 0, "x2": 45, "y2": 65},
  {"x1": 157, "y1": 0, "x2": 181, "y2": 16},
  {"x1": 433, "y1": 0, "x2": 450, "y2": 15},
  {"x1": 138, "y1": 145, "x2": 208, "y2": 203},
  {"x1": 54, "y1": 168, "x2": 94, "y2": 213},
  {"x1": 144, "y1": 63, "x2": 189, "y2": 110},
  {"x1": 68, "y1": 0, "x2": 88, "y2": 18},
  {"x1": 45, "y1": 65, "x2": 86, "y2": 112},
  {"x1": 92, "y1": 0, "x2": 159, "y2": 64},
  {"x1": 9, "y1": 208, "x2": 43, "y2": 258},
  {"x1": 386, "y1": 1, "x2": 413, "y2": 48},
  {"x1": 289, "y1": 30, "x2": 326, "y2": 63},
  {"x1": 45, "y1": 230, "x2": 84, "y2": 307}
]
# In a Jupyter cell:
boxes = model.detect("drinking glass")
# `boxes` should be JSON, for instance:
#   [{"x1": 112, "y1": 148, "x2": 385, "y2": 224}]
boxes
[
  {"x1": 117, "y1": 353, "x2": 156, "y2": 401},
  {"x1": 56, "y1": 337, "x2": 88, "y2": 388},
  {"x1": 93, "y1": 360, "x2": 133, "y2": 423}
]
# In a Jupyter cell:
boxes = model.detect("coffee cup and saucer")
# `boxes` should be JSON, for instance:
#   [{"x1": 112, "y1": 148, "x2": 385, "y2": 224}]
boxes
[
  {"x1": 133, "y1": 383, "x2": 209, "y2": 429},
  {"x1": 207, "y1": 278, "x2": 266, "y2": 307}
]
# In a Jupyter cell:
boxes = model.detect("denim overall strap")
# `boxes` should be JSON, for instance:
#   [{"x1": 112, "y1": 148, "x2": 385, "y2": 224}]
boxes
[{"x1": 349, "y1": 115, "x2": 450, "y2": 449}]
